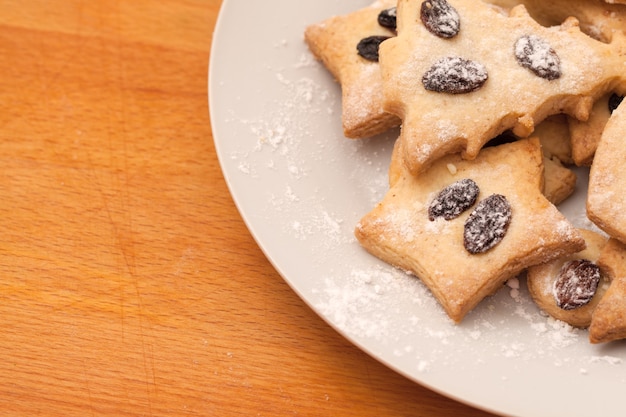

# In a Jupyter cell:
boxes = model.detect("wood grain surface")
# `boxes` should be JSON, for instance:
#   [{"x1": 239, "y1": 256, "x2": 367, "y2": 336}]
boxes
[{"x1": 0, "y1": 1, "x2": 498, "y2": 415}]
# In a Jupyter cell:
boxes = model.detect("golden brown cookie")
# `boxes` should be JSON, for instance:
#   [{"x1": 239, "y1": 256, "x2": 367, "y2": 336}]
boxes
[
  {"x1": 527, "y1": 229, "x2": 609, "y2": 328},
  {"x1": 543, "y1": 156, "x2": 576, "y2": 206},
  {"x1": 587, "y1": 98, "x2": 626, "y2": 243},
  {"x1": 389, "y1": 134, "x2": 576, "y2": 206},
  {"x1": 355, "y1": 137, "x2": 584, "y2": 322},
  {"x1": 533, "y1": 114, "x2": 573, "y2": 165},
  {"x1": 530, "y1": 114, "x2": 577, "y2": 205},
  {"x1": 589, "y1": 238, "x2": 626, "y2": 343},
  {"x1": 387, "y1": 137, "x2": 404, "y2": 188},
  {"x1": 487, "y1": 1, "x2": 626, "y2": 167},
  {"x1": 304, "y1": 0, "x2": 400, "y2": 138},
  {"x1": 379, "y1": 0, "x2": 626, "y2": 175},
  {"x1": 489, "y1": 0, "x2": 626, "y2": 42},
  {"x1": 486, "y1": 0, "x2": 626, "y2": 170},
  {"x1": 568, "y1": 93, "x2": 616, "y2": 166}
]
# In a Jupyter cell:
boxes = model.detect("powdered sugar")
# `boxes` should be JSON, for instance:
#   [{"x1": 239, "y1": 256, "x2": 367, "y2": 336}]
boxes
[
  {"x1": 211, "y1": 3, "x2": 626, "y2": 413},
  {"x1": 222, "y1": 48, "x2": 623, "y2": 373},
  {"x1": 422, "y1": 56, "x2": 489, "y2": 94},
  {"x1": 514, "y1": 34, "x2": 562, "y2": 80},
  {"x1": 420, "y1": 0, "x2": 461, "y2": 39}
]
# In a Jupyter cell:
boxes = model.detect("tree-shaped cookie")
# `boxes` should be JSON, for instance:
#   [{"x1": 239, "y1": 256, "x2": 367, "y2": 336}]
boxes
[
  {"x1": 490, "y1": 0, "x2": 626, "y2": 43},
  {"x1": 379, "y1": 0, "x2": 626, "y2": 175},
  {"x1": 355, "y1": 137, "x2": 584, "y2": 322},
  {"x1": 304, "y1": 0, "x2": 400, "y2": 138}
]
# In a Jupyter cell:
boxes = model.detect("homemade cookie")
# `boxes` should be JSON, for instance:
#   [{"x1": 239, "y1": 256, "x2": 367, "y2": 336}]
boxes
[
  {"x1": 529, "y1": 115, "x2": 577, "y2": 205},
  {"x1": 543, "y1": 156, "x2": 576, "y2": 206},
  {"x1": 568, "y1": 93, "x2": 624, "y2": 166},
  {"x1": 533, "y1": 114, "x2": 573, "y2": 165},
  {"x1": 587, "y1": 98, "x2": 626, "y2": 243},
  {"x1": 527, "y1": 229, "x2": 609, "y2": 328},
  {"x1": 589, "y1": 238, "x2": 626, "y2": 343},
  {"x1": 489, "y1": 0, "x2": 626, "y2": 42},
  {"x1": 304, "y1": 0, "x2": 400, "y2": 138},
  {"x1": 388, "y1": 134, "x2": 576, "y2": 206},
  {"x1": 387, "y1": 137, "x2": 404, "y2": 188},
  {"x1": 355, "y1": 138, "x2": 585, "y2": 322},
  {"x1": 379, "y1": 0, "x2": 626, "y2": 175}
]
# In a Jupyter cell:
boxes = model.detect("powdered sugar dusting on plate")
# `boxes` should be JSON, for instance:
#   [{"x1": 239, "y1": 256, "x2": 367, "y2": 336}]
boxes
[{"x1": 213, "y1": 18, "x2": 625, "y2": 395}]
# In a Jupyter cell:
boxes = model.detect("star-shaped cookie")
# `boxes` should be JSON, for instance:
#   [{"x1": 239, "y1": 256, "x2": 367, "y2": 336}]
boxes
[
  {"x1": 304, "y1": 0, "x2": 400, "y2": 138},
  {"x1": 389, "y1": 131, "x2": 577, "y2": 206},
  {"x1": 355, "y1": 137, "x2": 584, "y2": 322},
  {"x1": 379, "y1": 0, "x2": 626, "y2": 175}
]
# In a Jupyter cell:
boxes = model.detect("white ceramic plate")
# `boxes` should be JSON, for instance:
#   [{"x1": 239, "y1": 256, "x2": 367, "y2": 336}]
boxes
[{"x1": 209, "y1": 1, "x2": 626, "y2": 416}]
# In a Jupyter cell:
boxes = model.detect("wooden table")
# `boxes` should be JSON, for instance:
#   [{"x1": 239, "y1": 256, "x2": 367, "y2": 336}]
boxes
[{"x1": 0, "y1": 1, "x2": 498, "y2": 415}]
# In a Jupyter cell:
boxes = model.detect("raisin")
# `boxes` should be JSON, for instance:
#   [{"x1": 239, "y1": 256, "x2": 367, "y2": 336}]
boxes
[
  {"x1": 422, "y1": 57, "x2": 488, "y2": 94},
  {"x1": 420, "y1": 0, "x2": 460, "y2": 39},
  {"x1": 428, "y1": 179, "x2": 480, "y2": 221},
  {"x1": 463, "y1": 194, "x2": 511, "y2": 254},
  {"x1": 553, "y1": 259, "x2": 601, "y2": 310},
  {"x1": 514, "y1": 35, "x2": 561, "y2": 80},
  {"x1": 357, "y1": 35, "x2": 390, "y2": 62},
  {"x1": 378, "y1": 7, "x2": 397, "y2": 31},
  {"x1": 609, "y1": 93, "x2": 624, "y2": 113}
]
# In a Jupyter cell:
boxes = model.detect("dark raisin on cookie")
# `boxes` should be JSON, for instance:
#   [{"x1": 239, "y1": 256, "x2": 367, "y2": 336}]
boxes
[
  {"x1": 428, "y1": 179, "x2": 480, "y2": 221},
  {"x1": 357, "y1": 35, "x2": 391, "y2": 62},
  {"x1": 514, "y1": 35, "x2": 561, "y2": 80},
  {"x1": 420, "y1": 0, "x2": 460, "y2": 39},
  {"x1": 422, "y1": 57, "x2": 488, "y2": 94},
  {"x1": 378, "y1": 7, "x2": 397, "y2": 31},
  {"x1": 553, "y1": 259, "x2": 601, "y2": 310},
  {"x1": 609, "y1": 93, "x2": 624, "y2": 113},
  {"x1": 464, "y1": 194, "x2": 511, "y2": 254}
]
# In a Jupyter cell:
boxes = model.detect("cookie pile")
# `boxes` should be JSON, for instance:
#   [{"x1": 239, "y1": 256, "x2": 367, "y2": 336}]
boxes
[{"x1": 304, "y1": 0, "x2": 626, "y2": 343}]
